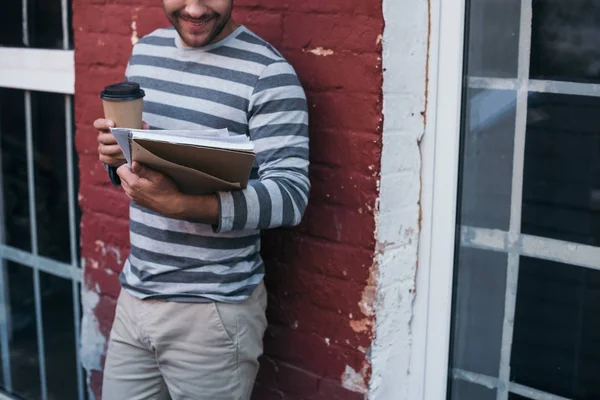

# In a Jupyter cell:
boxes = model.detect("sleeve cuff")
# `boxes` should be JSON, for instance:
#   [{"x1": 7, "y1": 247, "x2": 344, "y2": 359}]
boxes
[{"x1": 213, "y1": 191, "x2": 235, "y2": 233}]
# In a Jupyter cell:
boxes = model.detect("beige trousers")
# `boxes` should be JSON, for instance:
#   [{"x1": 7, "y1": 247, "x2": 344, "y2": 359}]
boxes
[{"x1": 102, "y1": 282, "x2": 268, "y2": 400}]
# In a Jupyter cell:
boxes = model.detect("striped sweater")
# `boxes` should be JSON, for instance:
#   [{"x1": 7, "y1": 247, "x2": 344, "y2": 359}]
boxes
[{"x1": 119, "y1": 26, "x2": 309, "y2": 303}]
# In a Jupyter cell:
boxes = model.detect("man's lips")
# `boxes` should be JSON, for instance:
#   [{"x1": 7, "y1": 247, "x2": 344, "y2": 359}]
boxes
[{"x1": 180, "y1": 16, "x2": 215, "y2": 29}]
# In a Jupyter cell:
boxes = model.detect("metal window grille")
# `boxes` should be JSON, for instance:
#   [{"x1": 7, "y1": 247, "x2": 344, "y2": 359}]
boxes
[
  {"x1": 0, "y1": 0, "x2": 83, "y2": 399},
  {"x1": 452, "y1": 0, "x2": 600, "y2": 399}
]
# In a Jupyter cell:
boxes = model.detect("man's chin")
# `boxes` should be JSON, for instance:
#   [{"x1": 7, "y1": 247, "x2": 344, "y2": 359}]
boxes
[{"x1": 179, "y1": 31, "x2": 214, "y2": 48}]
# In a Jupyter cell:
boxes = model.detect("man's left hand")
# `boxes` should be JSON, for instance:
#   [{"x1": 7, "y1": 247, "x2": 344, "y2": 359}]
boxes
[{"x1": 117, "y1": 162, "x2": 182, "y2": 216}]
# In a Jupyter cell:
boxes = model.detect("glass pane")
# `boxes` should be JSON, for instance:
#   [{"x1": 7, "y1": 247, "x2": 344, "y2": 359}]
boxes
[
  {"x1": 512, "y1": 257, "x2": 600, "y2": 399},
  {"x1": 41, "y1": 272, "x2": 78, "y2": 400},
  {"x1": 508, "y1": 394, "x2": 530, "y2": 400},
  {"x1": 28, "y1": 0, "x2": 71, "y2": 49},
  {"x1": 465, "y1": 0, "x2": 521, "y2": 78},
  {"x1": 449, "y1": 248, "x2": 506, "y2": 382},
  {"x1": 0, "y1": 0, "x2": 24, "y2": 46},
  {"x1": 459, "y1": 89, "x2": 515, "y2": 231},
  {"x1": 530, "y1": 0, "x2": 600, "y2": 84},
  {"x1": 522, "y1": 93, "x2": 600, "y2": 246},
  {"x1": 32, "y1": 91, "x2": 72, "y2": 263},
  {"x1": 0, "y1": 88, "x2": 32, "y2": 252},
  {"x1": 5, "y1": 262, "x2": 41, "y2": 399},
  {"x1": 451, "y1": 379, "x2": 496, "y2": 400}
]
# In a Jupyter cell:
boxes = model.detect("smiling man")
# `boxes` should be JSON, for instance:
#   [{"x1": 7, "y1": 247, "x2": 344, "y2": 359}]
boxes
[{"x1": 93, "y1": 1, "x2": 309, "y2": 399}]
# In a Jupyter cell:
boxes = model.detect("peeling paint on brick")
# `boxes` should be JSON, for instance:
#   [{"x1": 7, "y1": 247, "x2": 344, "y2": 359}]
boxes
[
  {"x1": 342, "y1": 364, "x2": 369, "y2": 394},
  {"x1": 80, "y1": 282, "x2": 104, "y2": 400},
  {"x1": 368, "y1": 0, "x2": 430, "y2": 398},
  {"x1": 303, "y1": 47, "x2": 335, "y2": 56}
]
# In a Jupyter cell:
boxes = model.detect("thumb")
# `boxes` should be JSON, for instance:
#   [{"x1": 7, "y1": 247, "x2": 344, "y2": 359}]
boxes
[{"x1": 132, "y1": 162, "x2": 158, "y2": 182}]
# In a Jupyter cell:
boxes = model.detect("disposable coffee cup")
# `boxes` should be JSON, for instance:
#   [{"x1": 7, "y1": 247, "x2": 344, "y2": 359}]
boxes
[
  {"x1": 100, "y1": 81, "x2": 145, "y2": 129},
  {"x1": 100, "y1": 82, "x2": 145, "y2": 160}
]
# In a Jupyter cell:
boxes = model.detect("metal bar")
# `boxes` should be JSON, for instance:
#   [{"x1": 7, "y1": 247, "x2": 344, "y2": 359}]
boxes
[
  {"x1": 0, "y1": 109, "x2": 12, "y2": 392},
  {"x1": 460, "y1": 226, "x2": 600, "y2": 271},
  {"x1": 25, "y1": 91, "x2": 48, "y2": 400},
  {"x1": 510, "y1": 382, "x2": 571, "y2": 400},
  {"x1": 61, "y1": 0, "x2": 70, "y2": 50},
  {"x1": 468, "y1": 77, "x2": 519, "y2": 91},
  {"x1": 454, "y1": 369, "x2": 572, "y2": 400},
  {"x1": 64, "y1": 94, "x2": 85, "y2": 400},
  {"x1": 529, "y1": 79, "x2": 600, "y2": 98},
  {"x1": 468, "y1": 77, "x2": 600, "y2": 99},
  {"x1": 497, "y1": 1, "x2": 533, "y2": 399},
  {"x1": 22, "y1": 0, "x2": 29, "y2": 47},
  {"x1": 0, "y1": 245, "x2": 82, "y2": 282}
]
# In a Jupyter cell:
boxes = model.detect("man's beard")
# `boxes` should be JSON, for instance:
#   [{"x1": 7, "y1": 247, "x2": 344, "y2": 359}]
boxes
[{"x1": 169, "y1": 10, "x2": 231, "y2": 47}]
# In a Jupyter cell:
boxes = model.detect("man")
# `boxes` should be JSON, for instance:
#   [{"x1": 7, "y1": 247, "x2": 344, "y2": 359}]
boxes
[{"x1": 93, "y1": 1, "x2": 309, "y2": 398}]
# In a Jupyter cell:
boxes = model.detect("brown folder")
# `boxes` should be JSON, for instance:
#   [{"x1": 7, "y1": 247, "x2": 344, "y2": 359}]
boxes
[{"x1": 131, "y1": 138, "x2": 255, "y2": 195}]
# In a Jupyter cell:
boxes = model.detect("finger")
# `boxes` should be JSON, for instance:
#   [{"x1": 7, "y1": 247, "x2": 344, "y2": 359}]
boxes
[
  {"x1": 142, "y1": 121, "x2": 150, "y2": 130},
  {"x1": 97, "y1": 133, "x2": 118, "y2": 145},
  {"x1": 98, "y1": 144, "x2": 122, "y2": 156},
  {"x1": 99, "y1": 154, "x2": 125, "y2": 167},
  {"x1": 117, "y1": 164, "x2": 139, "y2": 187},
  {"x1": 94, "y1": 119, "x2": 115, "y2": 131},
  {"x1": 131, "y1": 162, "x2": 160, "y2": 182}
]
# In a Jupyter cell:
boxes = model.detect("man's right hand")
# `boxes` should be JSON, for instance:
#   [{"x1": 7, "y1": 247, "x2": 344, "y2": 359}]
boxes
[{"x1": 95, "y1": 118, "x2": 125, "y2": 167}]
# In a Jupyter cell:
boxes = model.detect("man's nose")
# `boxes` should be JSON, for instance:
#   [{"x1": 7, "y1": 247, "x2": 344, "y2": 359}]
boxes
[{"x1": 184, "y1": 1, "x2": 209, "y2": 18}]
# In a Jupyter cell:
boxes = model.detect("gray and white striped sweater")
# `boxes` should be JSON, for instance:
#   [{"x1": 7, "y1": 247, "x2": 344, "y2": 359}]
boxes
[{"x1": 119, "y1": 26, "x2": 309, "y2": 303}]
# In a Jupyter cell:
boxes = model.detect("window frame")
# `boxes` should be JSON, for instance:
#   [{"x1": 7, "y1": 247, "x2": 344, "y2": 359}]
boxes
[
  {"x1": 0, "y1": 0, "x2": 83, "y2": 399},
  {"x1": 415, "y1": 0, "x2": 600, "y2": 399}
]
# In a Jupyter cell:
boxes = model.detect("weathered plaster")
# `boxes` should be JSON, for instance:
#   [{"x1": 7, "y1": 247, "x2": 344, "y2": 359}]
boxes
[{"x1": 369, "y1": 0, "x2": 430, "y2": 398}]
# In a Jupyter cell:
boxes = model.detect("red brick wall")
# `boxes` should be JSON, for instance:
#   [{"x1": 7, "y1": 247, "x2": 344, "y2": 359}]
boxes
[{"x1": 73, "y1": 1, "x2": 383, "y2": 398}]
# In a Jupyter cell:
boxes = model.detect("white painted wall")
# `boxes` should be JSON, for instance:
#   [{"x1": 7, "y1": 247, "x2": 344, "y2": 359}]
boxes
[{"x1": 369, "y1": 0, "x2": 430, "y2": 398}]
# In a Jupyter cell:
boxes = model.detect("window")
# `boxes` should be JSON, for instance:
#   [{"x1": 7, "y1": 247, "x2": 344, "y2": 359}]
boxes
[
  {"x1": 0, "y1": 1, "x2": 83, "y2": 400},
  {"x1": 448, "y1": 0, "x2": 600, "y2": 399}
]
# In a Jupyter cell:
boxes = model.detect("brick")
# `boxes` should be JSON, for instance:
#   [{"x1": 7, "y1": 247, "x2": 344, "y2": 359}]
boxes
[
  {"x1": 88, "y1": 370, "x2": 103, "y2": 400},
  {"x1": 135, "y1": 7, "x2": 171, "y2": 38},
  {"x1": 284, "y1": 51, "x2": 382, "y2": 93},
  {"x1": 75, "y1": 33, "x2": 133, "y2": 68},
  {"x1": 263, "y1": 326, "x2": 366, "y2": 379},
  {"x1": 86, "y1": 264, "x2": 121, "y2": 299},
  {"x1": 307, "y1": 91, "x2": 381, "y2": 133},
  {"x1": 74, "y1": 5, "x2": 133, "y2": 35},
  {"x1": 310, "y1": 165, "x2": 378, "y2": 210},
  {"x1": 264, "y1": 234, "x2": 373, "y2": 283},
  {"x1": 79, "y1": 184, "x2": 130, "y2": 219},
  {"x1": 266, "y1": 292, "x2": 371, "y2": 348},
  {"x1": 236, "y1": 0, "x2": 382, "y2": 18},
  {"x1": 310, "y1": 130, "x2": 382, "y2": 173},
  {"x1": 268, "y1": 266, "x2": 366, "y2": 316},
  {"x1": 298, "y1": 204, "x2": 376, "y2": 249},
  {"x1": 94, "y1": 294, "x2": 117, "y2": 338},
  {"x1": 75, "y1": 65, "x2": 127, "y2": 96},
  {"x1": 283, "y1": 14, "x2": 382, "y2": 53},
  {"x1": 233, "y1": 9, "x2": 283, "y2": 48},
  {"x1": 318, "y1": 379, "x2": 366, "y2": 400},
  {"x1": 78, "y1": 155, "x2": 115, "y2": 186}
]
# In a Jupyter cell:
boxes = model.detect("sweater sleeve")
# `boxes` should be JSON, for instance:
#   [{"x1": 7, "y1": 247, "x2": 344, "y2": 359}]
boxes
[{"x1": 215, "y1": 61, "x2": 310, "y2": 233}]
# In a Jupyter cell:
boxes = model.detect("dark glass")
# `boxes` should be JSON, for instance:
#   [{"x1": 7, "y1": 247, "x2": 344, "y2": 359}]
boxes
[
  {"x1": 4, "y1": 262, "x2": 41, "y2": 400},
  {"x1": 530, "y1": 0, "x2": 600, "y2": 84},
  {"x1": 41, "y1": 272, "x2": 78, "y2": 400},
  {"x1": 459, "y1": 89, "x2": 516, "y2": 231},
  {"x1": 450, "y1": 379, "x2": 496, "y2": 400},
  {"x1": 28, "y1": 0, "x2": 72, "y2": 49},
  {"x1": 511, "y1": 257, "x2": 600, "y2": 399},
  {"x1": 522, "y1": 93, "x2": 600, "y2": 246},
  {"x1": 449, "y1": 248, "x2": 506, "y2": 390},
  {"x1": 465, "y1": 0, "x2": 521, "y2": 78},
  {"x1": 32, "y1": 91, "x2": 72, "y2": 263},
  {"x1": 0, "y1": 0, "x2": 24, "y2": 46},
  {"x1": 508, "y1": 394, "x2": 530, "y2": 400},
  {"x1": 0, "y1": 89, "x2": 32, "y2": 252}
]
